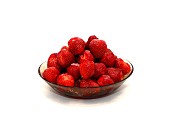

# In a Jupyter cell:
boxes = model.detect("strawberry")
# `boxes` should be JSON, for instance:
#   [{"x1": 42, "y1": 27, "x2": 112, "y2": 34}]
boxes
[
  {"x1": 105, "y1": 49, "x2": 112, "y2": 53},
  {"x1": 93, "y1": 63, "x2": 107, "y2": 78},
  {"x1": 80, "y1": 79, "x2": 100, "y2": 97},
  {"x1": 86, "y1": 35, "x2": 98, "y2": 49},
  {"x1": 42, "y1": 35, "x2": 132, "y2": 92},
  {"x1": 80, "y1": 61, "x2": 95, "y2": 79},
  {"x1": 97, "y1": 75, "x2": 114, "y2": 86},
  {"x1": 115, "y1": 58, "x2": 131, "y2": 75},
  {"x1": 78, "y1": 50, "x2": 94, "y2": 63},
  {"x1": 61, "y1": 46, "x2": 69, "y2": 51},
  {"x1": 106, "y1": 68, "x2": 123, "y2": 83},
  {"x1": 100, "y1": 50, "x2": 117, "y2": 67},
  {"x1": 67, "y1": 63, "x2": 80, "y2": 80},
  {"x1": 68, "y1": 37, "x2": 86, "y2": 55},
  {"x1": 89, "y1": 39, "x2": 107, "y2": 58},
  {"x1": 80, "y1": 79, "x2": 99, "y2": 87},
  {"x1": 57, "y1": 50, "x2": 75, "y2": 68},
  {"x1": 57, "y1": 73, "x2": 74, "y2": 87},
  {"x1": 42, "y1": 67, "x2": 60, "y2": 83},
  {"x1": 47, "y1": 53, "x2": 61, "y2": 70}
]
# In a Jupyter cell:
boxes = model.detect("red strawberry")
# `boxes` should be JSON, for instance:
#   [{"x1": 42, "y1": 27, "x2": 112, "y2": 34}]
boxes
[
  {"x1": 100, "y1": 50, "x2": 117, "y2": 67},
  {"x1": 97, "y1": 75, "x2": 114, "y2": 86},
  {"x1": 61, "y1": 46, "x2": 69, "y2": 51},
  {"x1": 78, "y1": 50, "x2": 94, "y2": 63},
  {"x1": 42, "y1": 67, "x2": 60, "y2": 83},
  {"x1": 80, "y1": 79, "x2": 99, "y2": 87},
  {"x1": 80, "y1": 79, "x2": 100, "y2": 97},
  {"x1": 105, "y1": 49, "x2": 113, "y2": 53},
  {"x1": 80, "y1": 61, "x2": 95, "y2": 79},
  {"x1": 67, "y1": 63, "x2": 80, "y2": 80},
  {"x1": 57, "y1": 50, "x2": 75, "y2": 68},
  {"x1": 89, "y1": 39, "x2": 107, "y2": 58},
  {"x1": 115, "y1": 58, "x2": 131, "y2": 75},
  {"x1": 68, "y1": 37, "x2": 86, "y2": 55},
  {"x1": 86, "y1": 35, "x2": 98, "y2": 49},
  {"x1": 57, "y1": 73, "x2": 74, "y2": 87},
  {"x1": 47, "y1": 53, "x2": 61, "y2": 70},
  {"x1": 93, "y1": 63, "x2": 107, "y2": 78},
  {"x1": 106, "y1": 68, "x2": 123, "y2": 83}
]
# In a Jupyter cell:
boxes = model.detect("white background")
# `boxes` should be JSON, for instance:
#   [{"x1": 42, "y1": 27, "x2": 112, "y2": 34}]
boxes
[{"x1": 0, "y1": 0, "x2": 170, "y2": 115}]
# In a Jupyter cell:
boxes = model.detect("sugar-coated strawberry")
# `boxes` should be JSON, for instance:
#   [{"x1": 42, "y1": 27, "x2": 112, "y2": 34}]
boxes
[
  {"x1": 67, "y1": 63, "x2": 80, "y2": 80},
  {"x1": 106, "y1": 68, "x2": 123, "y2": 83},
  {"x1": 78, "y1": 50, "x2": 94, "y2": 63},
  {"x1": 115, "y1": 58, "x2": 131, "y2": 75},
  {"x1": 61, "y1": 46, "x2": 69, "y2": 51},
  {"x1": 97, "y1": 75, "x2": 114, "y2": 86},
  {"x1": 93, "y1": 63, "x2": 107, "y2": 78},
  {"x1": 57, "y1": 73, "x2": 74, "y2": 87},
  {"x1": 47, "y1": 53, "x2": 61, "y2": 71},
  {"x1": 57, "y1": 50, "x2": 75, "y2": 68},
  {"x1": 42, "y1": 67, "x2": 60, "y2": 83},
  {"x1": 86, "y1": 35, "x2": 98, "y2": 49},
  {"x1": 100, "y1": 50, "x2": 117, "y2": 67},
  {"x1": 80, "y1": 61, "x2": 95, "y2": 79},
  {"x1": 68, "y1": 37, "x2": 85, "y2": 55},
  {"x1": 89, "y1": 39, "x2": 107, "y2": 58},
  {"x1": 80, "y1": 79, "x2": 99, "y2": 87}
]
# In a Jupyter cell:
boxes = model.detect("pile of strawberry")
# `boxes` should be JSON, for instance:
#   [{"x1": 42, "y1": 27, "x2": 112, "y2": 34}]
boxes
[{"x1": 42, "y1": 35, "x2": 131, "y2": 88}]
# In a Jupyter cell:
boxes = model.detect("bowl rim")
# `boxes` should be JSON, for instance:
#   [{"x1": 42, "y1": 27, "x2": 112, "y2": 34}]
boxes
[{"x1": 38, "y1": 59, "x2": 134, "y2": 88}]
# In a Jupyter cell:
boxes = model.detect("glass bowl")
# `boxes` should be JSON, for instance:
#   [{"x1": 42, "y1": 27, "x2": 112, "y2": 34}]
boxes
[{"x1": 38, "y1": 59, "x2": 133, "y2": 99}]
